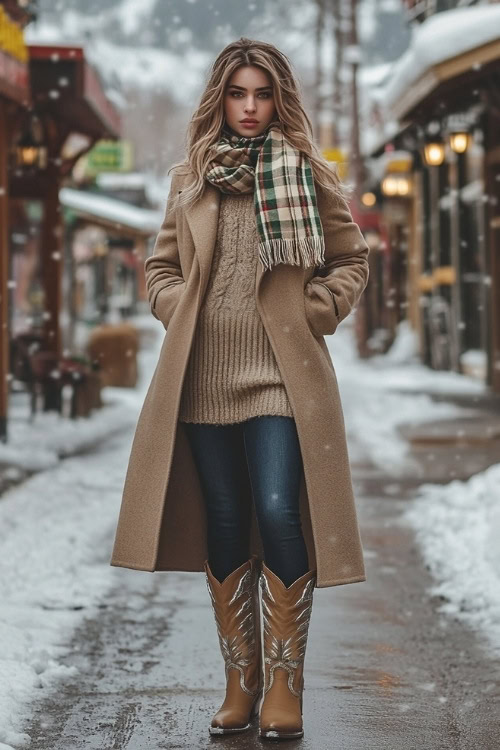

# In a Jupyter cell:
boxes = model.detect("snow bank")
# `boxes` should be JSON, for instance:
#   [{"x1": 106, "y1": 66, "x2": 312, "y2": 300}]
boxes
[
  {"x1": 1, "y1": 394, "x2": 139, "y2": 473},
  {"x1": 403, "y1": 463, "x2": 500, "y2": 656}
]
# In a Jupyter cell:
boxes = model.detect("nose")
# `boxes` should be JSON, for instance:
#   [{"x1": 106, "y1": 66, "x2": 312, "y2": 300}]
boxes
[{"x1": 244, "y1": 97, "x2": 257, "y2": 113}]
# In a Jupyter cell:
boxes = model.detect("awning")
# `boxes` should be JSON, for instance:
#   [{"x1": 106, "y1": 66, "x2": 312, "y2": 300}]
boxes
[
  {"x1": 60, "y1": 187, "x2": 162, "y2": 237},
  {"x1": 28, "y1": 44, "x2": 120, "y2": 139}
]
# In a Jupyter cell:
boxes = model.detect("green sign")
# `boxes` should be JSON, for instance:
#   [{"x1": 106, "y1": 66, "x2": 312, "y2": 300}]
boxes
[{"x1": 79, "y1": 140, "x2": 133, "y2": 175}]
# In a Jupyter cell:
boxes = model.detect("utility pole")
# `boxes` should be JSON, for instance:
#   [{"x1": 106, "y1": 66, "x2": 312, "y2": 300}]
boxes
[
  {"x1": 347, "y1": 0, "x2": 363, "y2": 195},
  {"x1": 313, "y1": 0, "x2": 327, "y2": 142}
]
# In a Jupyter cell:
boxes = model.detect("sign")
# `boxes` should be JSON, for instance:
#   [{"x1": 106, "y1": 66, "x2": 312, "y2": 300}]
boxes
[
  {"x1": 77, "y1": 140, "x2": 133, "y2": 176},
  {"x1": 322, "y1": 147, "x2": 348, "y2": 180},
  {"x1": 0, "y1": 7, "x2": 28, "y2": 62},
  {"x1": 0, "y1": 6, "x2": 29, "y2": 101}
]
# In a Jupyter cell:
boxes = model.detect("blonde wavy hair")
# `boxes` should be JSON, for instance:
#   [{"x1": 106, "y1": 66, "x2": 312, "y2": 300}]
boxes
[{"x1": 169, "y1": 37, "x2": 349, "y2": 209}]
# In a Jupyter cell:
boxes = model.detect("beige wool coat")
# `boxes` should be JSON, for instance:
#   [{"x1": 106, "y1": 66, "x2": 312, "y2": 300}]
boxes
[{"x1": 110, "y1": 165, "x2": 370, "y2": 588}]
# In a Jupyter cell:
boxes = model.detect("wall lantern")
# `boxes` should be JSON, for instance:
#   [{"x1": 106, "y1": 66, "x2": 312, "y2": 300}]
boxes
[
  {"x1": 423, "y1": 141, "x2": 445, "y2": 166},
  {"x1": 15, "y1": 116, "x2": 48, "y2": 169},
  {"x1": 449, "y1": 131, "x2": 471, "y2": 154}
]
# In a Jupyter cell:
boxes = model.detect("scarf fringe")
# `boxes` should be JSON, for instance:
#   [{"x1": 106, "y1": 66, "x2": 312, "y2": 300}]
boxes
[{"x1": 258, "y1": 235, "x2": 326, "y2": 271}]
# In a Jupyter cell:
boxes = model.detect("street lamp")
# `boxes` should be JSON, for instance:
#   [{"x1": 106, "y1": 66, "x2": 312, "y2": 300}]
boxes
[
  {"x1": 449, "y1": 131, "x2": 471, "y2": 154},
  {"x1": 423, "y1": 141, "x2": 445, "y2": 166}
]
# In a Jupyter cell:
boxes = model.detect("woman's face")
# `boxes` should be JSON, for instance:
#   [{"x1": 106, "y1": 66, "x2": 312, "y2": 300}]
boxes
[{"x1": 223, "y1": 65, "x2": 277, "y2": 138}]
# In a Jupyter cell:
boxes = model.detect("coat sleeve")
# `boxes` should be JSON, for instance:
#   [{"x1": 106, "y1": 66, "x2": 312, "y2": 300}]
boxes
[
  {"x1": 304, "y1": 183, "x2": 370, "y2": 337},
  {"x1": 144, "y1": 170, "x2": 186, "y2": 327}
]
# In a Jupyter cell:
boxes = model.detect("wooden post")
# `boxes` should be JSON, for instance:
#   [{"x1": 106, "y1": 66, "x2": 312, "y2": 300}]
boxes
[
  {"x1": 0, "y1": 102, "x2": 9, "y2": 442},
  {"x1": 40, "y1": 163, "x2": 63, "y2": 356}
]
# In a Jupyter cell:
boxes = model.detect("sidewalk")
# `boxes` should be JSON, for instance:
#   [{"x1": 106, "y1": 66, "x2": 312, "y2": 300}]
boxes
[
  {"x1": 0, "y1": 313, "x2": 161, "y2": 497},
  {"x1": 396, "y1": 387, "x2": 500, "y2": 482},
  {"x1": 24, "y1": 393, "x2": 500, "y2": 750}
]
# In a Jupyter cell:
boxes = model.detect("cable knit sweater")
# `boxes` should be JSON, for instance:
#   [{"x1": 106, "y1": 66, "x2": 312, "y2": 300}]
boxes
[{"x1": 178, "y1": 191, "x2": 294, "y2": 425}]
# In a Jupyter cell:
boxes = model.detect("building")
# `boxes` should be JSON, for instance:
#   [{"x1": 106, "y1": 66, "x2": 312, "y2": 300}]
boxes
[{"x1": 364, "y1": 3, "x2": 500, "y2": 391}]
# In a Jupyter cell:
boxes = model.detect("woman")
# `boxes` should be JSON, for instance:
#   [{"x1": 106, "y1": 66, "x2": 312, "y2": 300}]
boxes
[{"x1": 111, "y1": 37, "x2": 369, "y2": 740}]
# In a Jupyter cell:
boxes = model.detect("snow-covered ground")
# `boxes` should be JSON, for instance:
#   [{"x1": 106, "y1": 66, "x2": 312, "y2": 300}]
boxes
[
  {"x1": 0, "y1": 313, "x2": 163, "y2": 750},
  {"x1": 330, "y1": 320, "x2": 500, "y2": 661},
  {"x1": 404, "y1": 464, "x2": 500, "y2": 658},
  {"x1": 331, "y1": 319, "x2": 484, "y2": 476},
  {"x1": 0, "y1": 314, "x2": 499, "y2": 747}
]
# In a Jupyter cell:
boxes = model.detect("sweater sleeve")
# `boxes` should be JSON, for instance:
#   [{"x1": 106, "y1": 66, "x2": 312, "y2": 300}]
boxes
[
  {"x1": 304, "y1": 182, "x2": 370, "y2": 337},
  {"x1": 144, "y1": 170, "x2": 186, "y2": 327}
]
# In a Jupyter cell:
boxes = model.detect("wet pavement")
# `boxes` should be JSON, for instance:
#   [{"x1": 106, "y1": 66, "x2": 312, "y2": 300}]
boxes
[{"x1": 26, "y1": 418, "x2": 500, "y2": 749}]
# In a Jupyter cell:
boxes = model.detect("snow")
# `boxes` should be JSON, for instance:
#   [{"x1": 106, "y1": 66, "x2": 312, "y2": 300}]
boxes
[
  {"x1": 59, "y1": 188, "x2": 163, "y2": 234},
  {"x1": 0, "y1": 395, "x2": 139, "y2": 473},
  {"x1": 24, "y1": 18, "x2": 211, "y2": 105},
  {"x1": 97, "y1": 171, "x2": 150, "y2": 190},
  {"x1": 0, "y1": 312, "x2": 499, "y2": 745},
  {"x1": 118, "y1": 0, "x2": 157, "y2": 36},
  {"x1": 403, "y1": 465, "x2": 500, "y2": 657},
  {"x1": 331, "y1": 319, "x2": 484, "y2": 476},
  {"x1": 383, "y1": 5, "x2": 500, "y2": 113},
  {"x1": 97, "y1": 171, "x2": 173, "y2": 208},
  {"x1": 330, "y1": 319, "x2": 500, "y2": 661},
  {"x1": 0, "y1": 313, "x2": 163, "y2": 749}
]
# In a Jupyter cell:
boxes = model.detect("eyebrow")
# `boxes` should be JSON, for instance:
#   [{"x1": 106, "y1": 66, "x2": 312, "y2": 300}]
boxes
[{"x1": 228, "y1": 85, "x2": 272, "y2": 91}]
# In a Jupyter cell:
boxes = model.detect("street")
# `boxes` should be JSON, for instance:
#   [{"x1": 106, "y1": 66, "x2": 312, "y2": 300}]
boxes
[
  {"x1": 2, "y1": 1, "x2": 500, "y2": 748},
  {"x1": 23, "y1": 405, "x2": 500, "y2": 749}
]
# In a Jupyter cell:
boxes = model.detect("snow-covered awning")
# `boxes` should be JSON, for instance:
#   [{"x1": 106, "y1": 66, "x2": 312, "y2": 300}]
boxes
[
  {"x1": 60, "y1": 188, "x2": 163, "y2": 236},
  {"x1": 383, "y1": 5, "x2": 500, "y2": 121}
]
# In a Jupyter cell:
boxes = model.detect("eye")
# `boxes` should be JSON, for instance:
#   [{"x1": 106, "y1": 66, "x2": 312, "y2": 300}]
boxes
[{"x1": 228, "y1": 91, "x2": 272, "y2": 98}]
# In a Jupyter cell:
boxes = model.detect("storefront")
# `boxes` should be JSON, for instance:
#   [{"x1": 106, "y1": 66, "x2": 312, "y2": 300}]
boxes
[
  {"x1": 9, "y1": 43, "x2": 121, "y2": 352},
  {"x1": 357, "y1": 151, "x2": 415, "y2": 356},
  {"x1": 0, "y1": 0, "x2": 34, "y2": 440},
  {"x1": 3, "y1": 42, "x2": 120, "y2": 438},
  {"x1": 59, "y1": 187, "x2": 161, "y2": 346},
  {"x1": 367, "y1": 6, "x2": 500, "y2": 390}
]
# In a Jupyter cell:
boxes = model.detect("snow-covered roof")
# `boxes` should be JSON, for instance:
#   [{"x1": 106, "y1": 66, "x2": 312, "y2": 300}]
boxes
[
  {"x1": 59, "y1": 188, "x2": 163, "y2": 235},
  {"x1": 383, "y1": 5, "x2": 500, "y2": 119},
  {"x1": 96, "y1": 172, "x2": 148, "y2": 190}
]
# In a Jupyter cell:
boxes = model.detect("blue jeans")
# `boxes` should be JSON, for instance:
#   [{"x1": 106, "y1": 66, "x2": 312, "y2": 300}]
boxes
[{"x1": 183, "y1": 415, "x2": 309, "y2": 587}]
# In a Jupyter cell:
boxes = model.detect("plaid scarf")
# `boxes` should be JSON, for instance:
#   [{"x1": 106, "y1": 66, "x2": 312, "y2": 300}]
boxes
[{"x1": 205, "y1": 122, "x2": 325, "y2": 272}]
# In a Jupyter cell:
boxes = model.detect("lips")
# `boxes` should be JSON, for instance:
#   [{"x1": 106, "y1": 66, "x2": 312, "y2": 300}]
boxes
[{"x1": 241, "y1": 120, "x2": 258, "y2": 124}]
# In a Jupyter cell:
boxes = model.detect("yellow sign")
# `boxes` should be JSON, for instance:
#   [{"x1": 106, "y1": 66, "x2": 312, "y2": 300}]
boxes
[
  {"x1": 0, "y1": 7, "x2": 28, "y2": 63},
  {"x1": 322, "y1": 147, "x2": 348, "y2": 180}
]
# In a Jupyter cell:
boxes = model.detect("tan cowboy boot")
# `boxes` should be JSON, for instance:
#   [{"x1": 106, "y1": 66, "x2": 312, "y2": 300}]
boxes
[
  {"x1": 258, "y1": 562, "x2": 316, "y2": 739},
  {"x1": 204, "y1": 556, "x2": 263, "y2": 734}
]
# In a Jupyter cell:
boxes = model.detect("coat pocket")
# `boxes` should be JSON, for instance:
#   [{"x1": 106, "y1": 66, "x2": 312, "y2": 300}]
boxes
[
  {"x1": 303, "y1": 280, "x2": 339, "y2": 337},
  {"x1": 154, "y1": 280, "x2": 186, "y2": 329}
]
